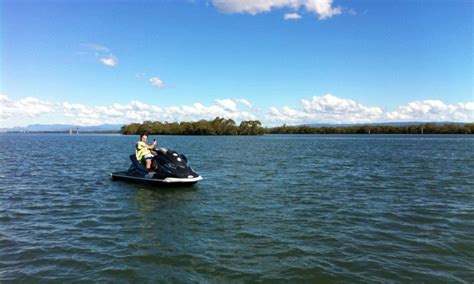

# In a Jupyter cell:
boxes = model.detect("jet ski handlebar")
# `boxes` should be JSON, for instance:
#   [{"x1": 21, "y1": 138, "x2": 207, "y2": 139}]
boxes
[{"x1": 151, "y1": 147, "x2": 168, "y2": 154}]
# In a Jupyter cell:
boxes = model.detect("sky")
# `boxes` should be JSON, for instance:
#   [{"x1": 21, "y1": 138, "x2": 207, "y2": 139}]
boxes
[{"x1": 1, "y1": 0, "x2": 473, "y2": 127}]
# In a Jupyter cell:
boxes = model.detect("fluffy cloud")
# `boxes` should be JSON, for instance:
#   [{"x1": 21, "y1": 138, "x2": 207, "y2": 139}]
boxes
[
  {"x1": 302, "y1": 94, "x2": 382, "y2": 117},
  {"x1": 267, "y1": 94, "x2": 473, "y2": 125},
  {"x1": 0, "y1": 95, "x2": 56, "y2": 121},
  {"x1": 239, "y1": 99, "x2": 253, "y2": 109},
  {"x1": 99, "y1": 55, "x2": 118, "y2": 67},
  {"x1": 2, "y1": 95, "x2": 472, "y2": 127},
  {"x1": 63, "y1": 101, "x2": 162, "y2": 125},
  {"x1": 216, "y1": 99, "x2": 237, "y2": 111},
  {"x1": 284, "y1": 12, "x2": 302, "y2": 20},
  {"x1": 386, "y1": 100, "x2": 474, "y2": 122},
  {"x1": 213, "y1": 0, "x2": 300, "y2": 15},
  {"x1": 213, "y1": 0, "x2": 342, "y2": 20},
  {"x1": 57, "y1": 96, "x2": 474, "y2": 126},
  {"x1": 304, "y1": 0, "x2": 341, "y2": 20},
  {"x1": 266, "y1": 94, "x2": 383, "y2": 125},
  {"x1": 61, "y1": 99, "x2": 256, "y2": 125},
  {"x1": 149, "y1": 77, "x2": 165, "y2": 88}
]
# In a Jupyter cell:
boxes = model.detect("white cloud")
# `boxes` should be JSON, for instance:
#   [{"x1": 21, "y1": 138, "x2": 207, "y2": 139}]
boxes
[
  {"x1": 267, "y1": 94, "x2": 473, "y2": 125},
  {"x1": 99, "y1": 55, "x2": 118, "y2": 67},
  {"x1": 2, "y1": 94, "x2": 472, "y2": 128},
  {"x1": 216, "y1": 99, "x2": 238, "y2": 111},
  {"x1": 459, "y1": 102, "x2": 474, "y2": 111},
  {"x1": 0, "y1": 95, "x2": 56, "y2": 121},
  {"x1": 266, "y1": 94, "x2": 384, "y2": 124},
  {"x1": 213, "y1": 0, "x2": 300, "y2": 15},
  {"x1": 149, "y1": 77, "x2": 165, "y2": 88},
  {"x1": 284, "y1": 12, "x2": 302, "y2": 20},
  {"x1": 301, "y1": 94, "x2": 382, "y2": 116},
  {"x1": 213, "y1": 0, "x2": 342, "y2": 20},
  {"x1": 239, "y1": 99, "x2": 253, "y2": 108},
  {"x1": 386, "y1": 100, "x2": 474, "y2": 122},
  {"x1": 60, "y1": 99, "x2": 256, "y2": 125},
  {"x1": 304, "y1": 0, "x2": 341, "y2": 20}
]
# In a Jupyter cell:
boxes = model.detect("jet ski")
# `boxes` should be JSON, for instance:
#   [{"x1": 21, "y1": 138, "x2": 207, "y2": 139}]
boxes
[{"x1": 111, "y1": 148, "x2": 203, "y2": 186}]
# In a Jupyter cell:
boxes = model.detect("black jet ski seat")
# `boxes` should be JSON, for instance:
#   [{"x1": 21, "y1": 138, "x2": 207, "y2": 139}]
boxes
[{"x1": 129, "y1": 154, "x2": 148, "y2": 175}]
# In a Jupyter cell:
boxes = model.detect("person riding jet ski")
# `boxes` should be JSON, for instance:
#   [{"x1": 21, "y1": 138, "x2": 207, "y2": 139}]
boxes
[
  {"x1": 111, "y1": 134, "x2": 203, "y2": 186},
  {"x1": 136, "y1": 134, "x2": 157, "y2": 177}
]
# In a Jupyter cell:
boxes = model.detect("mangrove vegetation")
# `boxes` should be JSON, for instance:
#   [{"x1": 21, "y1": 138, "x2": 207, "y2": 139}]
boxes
[
  {"x1": 120, "y1": 117, "x2": 474, "y2": 135},
  {"x1": 121, "y1": 117, "x2": 264, "y2": 135}
]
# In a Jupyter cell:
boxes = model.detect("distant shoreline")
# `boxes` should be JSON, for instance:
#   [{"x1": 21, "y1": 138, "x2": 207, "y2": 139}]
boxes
[
  {"x1": 120, "y1": 118, "x2": 474, "y2": 135},
  {"x1": 2, "y1": 118, "x2": 473, "y2": 135},
  {"x1": 2, "y1": 132, "x2": 473, "y2": 136},
  {"x1": 0, "y1": 131, "x2": 121, "y2": 134}
]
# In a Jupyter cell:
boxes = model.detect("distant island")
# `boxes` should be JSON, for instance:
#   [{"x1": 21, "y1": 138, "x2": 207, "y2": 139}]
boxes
[{"x1": 120, "y1": 117, "x2": 474, "y2": 135}]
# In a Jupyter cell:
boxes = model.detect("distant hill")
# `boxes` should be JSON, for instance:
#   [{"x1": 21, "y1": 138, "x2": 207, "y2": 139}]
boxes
[{"x1": 0, "y1": 124, "x2": 123, "y2": 132}]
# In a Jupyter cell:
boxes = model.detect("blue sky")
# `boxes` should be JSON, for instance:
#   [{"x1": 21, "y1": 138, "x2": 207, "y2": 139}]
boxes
[{"x1": 1, "y1": 0, "x2": 473, "y2": 127}]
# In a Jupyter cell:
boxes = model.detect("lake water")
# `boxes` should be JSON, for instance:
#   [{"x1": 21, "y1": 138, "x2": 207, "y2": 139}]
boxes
[{"x1": 1, "y1": 134, "x2": 473, "y2": 282}]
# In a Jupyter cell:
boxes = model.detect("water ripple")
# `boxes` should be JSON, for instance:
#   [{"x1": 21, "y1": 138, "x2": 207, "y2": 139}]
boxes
[{"x1": 1, "y1": 134, "x2": 473, "y2": 282}]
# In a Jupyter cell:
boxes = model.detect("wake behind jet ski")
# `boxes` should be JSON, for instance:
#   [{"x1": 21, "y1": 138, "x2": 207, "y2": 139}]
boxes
[{"x1": 111, "y1": 147, "x2": 203, "y2": 186}]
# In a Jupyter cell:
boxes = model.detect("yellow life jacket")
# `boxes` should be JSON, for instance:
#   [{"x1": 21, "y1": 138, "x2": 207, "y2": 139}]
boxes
[{"x1": 136, "y1": 141, "x2": 151, "y2": 161}]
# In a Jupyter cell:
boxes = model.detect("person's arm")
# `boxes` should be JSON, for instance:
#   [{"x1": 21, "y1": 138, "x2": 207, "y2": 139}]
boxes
[{"x1": 146, "y1": 140, "x2": 157, "y2": 149}]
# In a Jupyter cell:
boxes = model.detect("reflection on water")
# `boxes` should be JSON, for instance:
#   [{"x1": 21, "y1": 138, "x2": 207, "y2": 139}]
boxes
[{"x1": 134, "y1": 186, "x2": 199, "y2": 213}]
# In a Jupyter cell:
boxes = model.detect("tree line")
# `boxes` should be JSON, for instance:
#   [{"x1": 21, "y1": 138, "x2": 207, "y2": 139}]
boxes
[
  {"x1": 266, "y1": 123, "x2": 474, "y2": 134},
  {"x1": 121, "y1": 117, "x2": 264, "y2": 135},
  {"x1": 120, "y1": 118, "x2": 474, "y2": 135}
]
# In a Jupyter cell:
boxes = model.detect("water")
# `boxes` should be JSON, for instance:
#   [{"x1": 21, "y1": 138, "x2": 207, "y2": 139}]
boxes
[{"x1": 1, "y1": 134, "x2": 473, "y2": 282}]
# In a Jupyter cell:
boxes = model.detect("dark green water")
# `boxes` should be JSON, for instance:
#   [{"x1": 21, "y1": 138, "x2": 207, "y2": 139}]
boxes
[{"x1": 1, "y1": 134, "x2": 473, "y2": 282}]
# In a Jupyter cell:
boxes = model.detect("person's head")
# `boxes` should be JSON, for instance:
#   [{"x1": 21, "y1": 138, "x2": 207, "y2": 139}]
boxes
[{"x1": 140, "y1": 134, "x2": 148, "y2": 142}]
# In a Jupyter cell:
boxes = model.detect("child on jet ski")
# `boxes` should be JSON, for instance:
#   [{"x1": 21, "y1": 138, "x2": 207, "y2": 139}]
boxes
[{"x1": 136, "y1": 134, "x2": 157, "y2": 175}]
